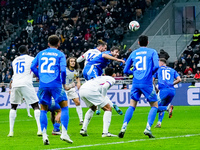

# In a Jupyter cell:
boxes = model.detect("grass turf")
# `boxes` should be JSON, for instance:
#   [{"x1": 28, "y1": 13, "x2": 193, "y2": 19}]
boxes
[{"x1": 0, "y1": 106, "x2": 199, "y2": 150}]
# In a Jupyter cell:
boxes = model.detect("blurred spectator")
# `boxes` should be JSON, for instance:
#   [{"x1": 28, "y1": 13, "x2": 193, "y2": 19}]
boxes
[
  {"x1": 0, "y1": 82, "x2": 6, "y2": 92},
  {"x1": 158, "y1": 49, "x2": 170, "y2": 60},
  {"x1": 184, "y1": 70, "x2": 194, "y2": 78},
  {"x1": 184, "y1": 66, "x2": 193, "y2": 75},
  {"x1": 194, "y1": 70, "x2": 200, "y2": 80},
  {"x1": 26, "y1": 23, "x2": 33, "y2": 38},
  {"x1": 190, "y1": 29, "x2": 200, "y2": 48},
  {"x1": 121, "y1": 83, "x2": 127, "y2": 89}
]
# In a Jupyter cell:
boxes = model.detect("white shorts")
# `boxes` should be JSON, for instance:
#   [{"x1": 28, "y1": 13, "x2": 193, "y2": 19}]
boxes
[
  {"x1": 79, "y1": 88, "x2": 109, "y2": 108},
  {"x1": 10, "y1": 85, "x2": 39, "y2": 105},
  {"x1": 65, "y1": 88, "x2": 79, "y2": 100}
]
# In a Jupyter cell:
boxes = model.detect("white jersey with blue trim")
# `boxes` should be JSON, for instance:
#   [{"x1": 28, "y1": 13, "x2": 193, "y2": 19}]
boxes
[
  {"x1": 81, "y1": 76, "x2": 115, "y2": 92},
  {"x1": 12, "y1": 54, "x2": 34, "y2": 87},
  {"x1": 65, "y1": 67, "x2": 79, "y2": 85},
  {"x1": 77, "y1": 48, "x2": 101, "y2": 66}
]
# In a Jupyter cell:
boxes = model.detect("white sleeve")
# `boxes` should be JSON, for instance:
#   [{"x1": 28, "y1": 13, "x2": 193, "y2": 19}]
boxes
[
  {"x1": 102, "y1": 82, "x2": 110, "y2": 97},
  {"x1": 77, "y1": 55, "x2": 85, "y2": 63}
]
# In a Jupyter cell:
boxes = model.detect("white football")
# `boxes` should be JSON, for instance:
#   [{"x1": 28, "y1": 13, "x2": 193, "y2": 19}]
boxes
[{"x1": 129, "y1": 21, "x2": 140, "y2": 32}]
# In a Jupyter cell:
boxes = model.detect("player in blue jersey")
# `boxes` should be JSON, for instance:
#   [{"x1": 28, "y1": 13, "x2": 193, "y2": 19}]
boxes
[
  {"x1": 31, "y1": 35, "x2": 73, "y2": 145},
  {"x1": 153, "y1": 58, "x2": 181, "y2": 128},
  {"x1": 83, "y1": 46, "x2": 125, "y2": 80},
  {"x1": 118, "y1": 35, "x2": 159, "y2": 138}
]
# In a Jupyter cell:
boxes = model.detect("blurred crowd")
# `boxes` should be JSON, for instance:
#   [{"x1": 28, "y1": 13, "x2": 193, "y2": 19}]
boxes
[{"x1": 1, "y1": 0, "x2": 154, "y2": 87}]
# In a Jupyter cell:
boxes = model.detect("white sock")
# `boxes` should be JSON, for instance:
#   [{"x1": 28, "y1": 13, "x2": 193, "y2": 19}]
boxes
[
  {"x1": 103, "y1": 111, "x2": 112, "y2": 134},
  {"x1": 61, "y1": 124, "x2": 68, "y2": 136},
  {"x1": 97, "y1": 106, "x2": 101, "y2": 111},
  {"x1": 82, "y1": 109, "x2": 94, "y2": 131},
  {"x1": 42, "y1": 128, "x2": 47, "y2": 137},
  {"x1": 146, "y1": 122, "x2": 151, "y2": 130},
  {"x1": 9, "y1": 109, "x2": 17, "y2": 133},
  {"x1": 76, "y1": 105, "x2": 83, "y2": 122},
  {"x1": 25, "y1": 102, "x2": 31, "y2": 116},
  {"x1": 34, "y1": 109, "x2": 41, "y2": 131}
]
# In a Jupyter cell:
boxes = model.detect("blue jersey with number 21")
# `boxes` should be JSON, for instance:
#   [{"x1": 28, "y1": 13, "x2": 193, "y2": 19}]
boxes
[
  {"x1": 31, "y1": 48, "x2": 66, "y2": 88},
  {"x1": 124, "y1": 47, "x2": 159, "y2": 85}
]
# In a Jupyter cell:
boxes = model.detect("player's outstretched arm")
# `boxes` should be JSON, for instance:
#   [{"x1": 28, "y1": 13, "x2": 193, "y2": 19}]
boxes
[
  {"x1": 77, "y1": 55, "x2": 85, "y2": 63},
  {"x1": 102, "y1": 54, "x2": 125, "y2": 64}
]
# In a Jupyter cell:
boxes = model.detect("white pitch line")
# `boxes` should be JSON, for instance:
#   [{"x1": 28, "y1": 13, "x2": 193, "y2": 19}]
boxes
[{"x1": 44, "y1": 134, "x2": 200, "y2": 150}]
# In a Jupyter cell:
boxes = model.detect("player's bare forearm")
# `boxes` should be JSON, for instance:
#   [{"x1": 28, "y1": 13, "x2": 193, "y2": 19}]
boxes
[{"x1": 76, "y1": 78, "x2": 81, "y2": 89}]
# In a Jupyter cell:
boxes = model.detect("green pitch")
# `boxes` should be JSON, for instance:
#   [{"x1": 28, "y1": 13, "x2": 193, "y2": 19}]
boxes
[{"x1": 0, "y1": 106, "x2": 199, "y2": 150}]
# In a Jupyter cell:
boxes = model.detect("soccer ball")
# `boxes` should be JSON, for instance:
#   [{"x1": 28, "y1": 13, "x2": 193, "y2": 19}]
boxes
[{"x1": 129, "y1": 21, "x2": 140, "y2": 32}]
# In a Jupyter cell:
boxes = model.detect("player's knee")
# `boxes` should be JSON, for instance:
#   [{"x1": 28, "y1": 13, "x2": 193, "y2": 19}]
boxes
[
  {"x1": 11, "y1": 104, "x2": 18, "y2": 110},
  {"x1": 31, "y1": 102, "x2": 40, "y2": 110}
]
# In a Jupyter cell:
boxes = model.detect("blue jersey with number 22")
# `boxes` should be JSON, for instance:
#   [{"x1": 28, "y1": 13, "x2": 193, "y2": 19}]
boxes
[{"x1": 31, "y1": 48, "x2": 66, "y2": 88}]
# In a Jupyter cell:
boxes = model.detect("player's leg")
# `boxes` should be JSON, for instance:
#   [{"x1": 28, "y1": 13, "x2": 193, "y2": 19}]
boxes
[
  {"x1": 51, "y1": 109, "x2": 61, "y2": 135},
  {"x1": 55, "y1": 88, "x2": 72, "y2": 143},
  {"x1": 8, "y1": 104, "x2": 18, "y2": 137},
  {"x1": 30, "y1": 102, "x2": 42, "y2": 136},
  {"x1": 101, "y1": 103, "x2": 117, "y2": 137},
  {"x1": 106, "y1": 96, "x2": 123, "y2": 115},
  {"x1": 40, "y1": 104, "x2": 49, "y2": 145},
  {"x1": 80, "y1": 105, "x2": 96, "y2": 136},
  {"x1": 24, "y1": 99, "x2": 32, "y2": 117},
  {"x1": 73, "y1": 97, "x2": 83, "y2": 125},
  {"x1": 144, "y1": 101, "x2": 158, "y2": 138},
  {"x1": 59, "y1": 100, "x2": 73, "y2": 143},
  {"x1": 118, "y1": 99, "x2": 137, "y2": 138},
  {"x1": 8, "y1": 87, "x2": 22, "y2": 137}
]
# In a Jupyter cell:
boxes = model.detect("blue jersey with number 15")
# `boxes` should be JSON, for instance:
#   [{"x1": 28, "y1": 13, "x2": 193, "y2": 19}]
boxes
[
  {"x1": 31, "y1": 48, "x2": 66, "y2": 88},
  {"x1": 124, "y1": 47, "x2": 159, "y2": 85}
]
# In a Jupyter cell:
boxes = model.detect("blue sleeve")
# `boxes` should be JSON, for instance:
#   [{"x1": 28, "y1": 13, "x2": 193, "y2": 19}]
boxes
[
  {"x1": 153, "y1": 71, "x2": 158, "y2": 79},
  {"x1": 152, "y1": 51, "x2": 159, "y2": 75},
  {"x1": 174, "y1": 70, "x2": 180, "y2": 79},
  {"x1": 60, "y1": 53, "x2": 66, "y2": 85},
  {"x1": 123, "y1": 53, "x2": 133, "y2": 75},
  {"x1": 31, "y1": 54, "x2": 39, "y2": 77}
]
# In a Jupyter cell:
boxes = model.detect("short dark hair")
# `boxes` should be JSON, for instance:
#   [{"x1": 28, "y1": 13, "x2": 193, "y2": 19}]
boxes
[
  {"x1": 18, "y1": 45, "x2": 27, "y2": 54},
  {"x1": 105, "y1": 67, "x2": 114, "y2": 76},
  {"x1": 110, "y1": 46, "x2": 120, "y2": 52},
  {"x1": 159, "y1": 58, "x2": 167, "y2": 64},
  {"x1": 48, "y1": 35, "x2": 60, "y2": 47},
  {"x1": 139, "y1": 35, "x2": 148, "y2": 46}
]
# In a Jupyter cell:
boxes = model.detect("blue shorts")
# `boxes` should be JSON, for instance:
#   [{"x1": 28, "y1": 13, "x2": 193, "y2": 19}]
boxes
[
  {"x1": 83, "y1": 65, "x2": 102, "y2": 80},
  {"x1": 37, "y1": 87, "x2": 67, "y2": 105},
  {"x1": 158, "y1": 88, "x2": 175, "y2": 106},
  {"x1": 48, "y1": 102, "x2": 61, "y2": 112},
  {"x1": 130, "y1": 84, "x2": 157, "y2": 102}
]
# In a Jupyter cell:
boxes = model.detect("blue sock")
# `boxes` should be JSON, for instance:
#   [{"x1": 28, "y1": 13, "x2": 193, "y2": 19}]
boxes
[
  {"x1": 122, "y1": 106, "x2": 135, "y2": 129},
  {"x1": 40, "y1": 110, "x2": 48, "y2": 132},
  {"x1": 53, "y1": 122, "x2": 60, "y2": 131},
  {"x1": 147, "y1": 107, "x2": 158, "y2": 129},
  {"x1": 157, "y1": 106, "x2": 167, "y2": 112},
  {"x1": 61, "y1": 106, "x2": 69, "y2": 130},
  {"x1": 158, "y1": 112, "x2": 165, "y2": 122}
]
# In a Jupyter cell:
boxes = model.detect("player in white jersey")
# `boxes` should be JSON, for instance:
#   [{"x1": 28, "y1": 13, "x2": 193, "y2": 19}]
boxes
[
  {"x1": 8, "y1": 45, "x2": 41, "y2": 137},
  {"x1": 77, "y1": 40, "x2": 107, "y2": 65},
  {"x1": 65, "y1": 57, "x2": 83, "y2": 125},
  {"x1": 79, "y1": 67, "x2": 117, "y2": 137}
]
